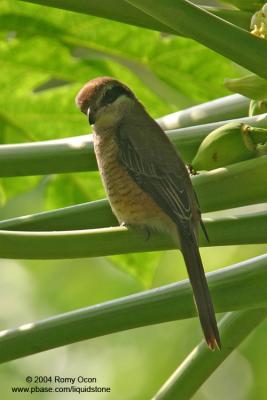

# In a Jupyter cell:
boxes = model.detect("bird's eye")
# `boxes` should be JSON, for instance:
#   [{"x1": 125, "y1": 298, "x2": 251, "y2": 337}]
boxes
[{"x1": 102, "y1": 86, "x2": 128, "y2": 105}]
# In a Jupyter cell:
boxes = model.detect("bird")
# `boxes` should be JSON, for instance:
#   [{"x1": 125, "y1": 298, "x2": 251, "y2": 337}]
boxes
[{"x1": 76, "y1": 77, "x2": 221, "y2": 350}]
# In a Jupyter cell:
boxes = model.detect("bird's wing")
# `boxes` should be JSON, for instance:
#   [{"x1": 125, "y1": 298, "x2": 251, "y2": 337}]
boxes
[{"x1": 116, "y1": 118, "x2": 193, "y2": 233}]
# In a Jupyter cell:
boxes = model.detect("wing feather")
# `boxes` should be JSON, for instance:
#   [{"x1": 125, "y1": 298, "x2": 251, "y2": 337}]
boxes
[{"x1": 116, "y1": 123, "x2": 193, "y2": 232}]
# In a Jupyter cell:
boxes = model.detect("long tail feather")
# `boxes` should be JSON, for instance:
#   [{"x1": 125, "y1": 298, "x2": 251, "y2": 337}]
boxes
[{"x1": 179, "y1": 233, "x2": 221, "y2": 350}]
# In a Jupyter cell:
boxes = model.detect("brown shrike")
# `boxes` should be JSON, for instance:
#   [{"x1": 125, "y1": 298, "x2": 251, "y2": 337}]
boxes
[{"x1": 76, "y1": 77, "x2": 220, "y2": 350}]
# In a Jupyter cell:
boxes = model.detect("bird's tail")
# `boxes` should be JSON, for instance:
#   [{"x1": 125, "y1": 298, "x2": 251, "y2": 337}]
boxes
[{"x1": 179, "y1": 232, "x2": 221, "y2": 350}]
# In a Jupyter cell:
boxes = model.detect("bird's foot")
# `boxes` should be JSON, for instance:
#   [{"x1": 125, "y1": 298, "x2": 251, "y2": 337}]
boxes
[
  {"x1": 120, "y1": 222, "x2": 151, "y2": 241},
  {"x1": 187, "y1": 164, "x2": 198, "y2": 176}
]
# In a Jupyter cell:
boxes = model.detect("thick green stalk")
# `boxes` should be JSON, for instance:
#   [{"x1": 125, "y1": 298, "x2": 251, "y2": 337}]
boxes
[
  {"x1": 0, "y1": 199, "x2": 117, "y2": 231},
  {"x1": 0, "y1": 254, "x2": 266, "y2": 363},
  {"x1": 220, "y1": 1, "x2": 265, "y2": 12},
  {"x1": 126, "y1": 0, "x2": 267, "y2": 79},
  {"x1": 20, "y1": 1, "x2": 252, "y2": 34},
  {"x1": 0, "y1": 135, "x2": 97, "y2": 177},
  {"x1": 193, "y1": 156, "x2": 267, "y2": 212},
  {"x1": 154, "y1": 308, "x2": 267, "y2": 400},
  {"x1": 0, "y1": 113, "x2": 266, "y2": 177},
  {"x1": 21, "y1": 0, "x2": 178, "y2": 34},
  {"x1": 156, "y1": 94, "x2": 249, "y2": 131},
  {"x1": 0, "y1": 154, "x2": 266, "y2": 234},
  {"x1": 207, "y1": 8, "x2": 251, "y2": 30},
  {"x1": 0, "y1": 210, "x2": 265, "y2": 259}
]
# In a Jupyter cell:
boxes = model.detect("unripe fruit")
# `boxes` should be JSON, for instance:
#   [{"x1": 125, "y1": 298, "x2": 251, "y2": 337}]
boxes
[
  {"x1": 192, "y1": 122, "x2": 257, "y2": 171},
  {"x1": 257, "y1": 141, "x2": 267, "y2": 155}
]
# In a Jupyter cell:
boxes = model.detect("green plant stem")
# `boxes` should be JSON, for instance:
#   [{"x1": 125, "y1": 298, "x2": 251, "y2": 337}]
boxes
[
  {"x1": 0, "y1": 210, "x2": 266, "y2": 259},
  {"x1": 193, "y1": 156, "x2": 267, "y2": 212},
  {"x1": 0, "y1": 135, "x2": 97, "y2": 177},
  {"x1": 126, "y1": 0, "x2": 267, "y2": 79},
  {"x1": 0, "y1": 155, "x2": 266, "y2": 233},
  {"x1": 206, "y1": 8, "x2": 252, "y2": 30},
  {"x1": 154, "y1": 308, "x2": 267, "y2": 400},
  {"x1": 220, "y1": 0, "x2": 265, "y2": 12},
  {"x1": 156, "y1": 94, "x2": 249, "y2": 131},
  {"x1": 21, "y1": 0, "x2": 179, "y2": 34},
  {"x1": 0, "y1": 199, "x2": 117, "y2": 231},
  {"x1": 0, "y1": 254, "x2": 266, "y2": 363},
  {"x1": 0, "y1": 114, "x2": 266, "y2": 177},
  {"x1": 20, "y1": 1, "x2": 252, "y2": 35}
]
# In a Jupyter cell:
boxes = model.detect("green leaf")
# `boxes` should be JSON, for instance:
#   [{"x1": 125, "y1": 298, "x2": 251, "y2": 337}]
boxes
[
  {"x1": 126, "y1": 0, "x2": 267, "y2": 79},
  {"x1": 45, "y1": 172, "x2": 105, "y2": 210},
  {"x1": 20, "y1": 0, "x2": 257, "y2": 32}
]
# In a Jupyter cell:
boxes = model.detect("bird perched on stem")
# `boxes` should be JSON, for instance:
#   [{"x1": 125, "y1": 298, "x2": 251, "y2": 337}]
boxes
[{"x1": 76, "y1": 77, "x2": 221, "y2": 350}]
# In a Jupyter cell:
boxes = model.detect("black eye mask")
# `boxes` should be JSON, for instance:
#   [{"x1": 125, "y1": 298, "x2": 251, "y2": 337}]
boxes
[{"x1": 102, "y1": 86, "x2": 132, "y2": 105}]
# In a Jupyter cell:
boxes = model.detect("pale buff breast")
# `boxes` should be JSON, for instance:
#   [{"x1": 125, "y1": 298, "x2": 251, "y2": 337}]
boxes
[{"x1": 93, "y1": 131, "x2": 174, "y2": 232}]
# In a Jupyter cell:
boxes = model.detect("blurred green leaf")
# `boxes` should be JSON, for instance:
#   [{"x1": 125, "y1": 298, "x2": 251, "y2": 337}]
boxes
[
  {"x1": 0, "y1": 0, "x2": 239, "y2": 221},
  {"x1": 225, "y1": 74, "x2": 267, "y2": 100},
  {"x1": 45, "y1": 172, "x2": 105, "y2": 210},
  {"x1": 0, "y1": 177, "x2": 46, "y2": 219},
  {"x1": 126, "y1": 0, "x2": 267, "y2": 79},
  {"x1": 0, "y1": 0, "x2": 236, "y2": 147}
]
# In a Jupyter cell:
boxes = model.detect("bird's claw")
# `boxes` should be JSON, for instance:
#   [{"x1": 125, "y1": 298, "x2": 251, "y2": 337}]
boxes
[
  {"x1": 187, "y1": 164, "x2": 198, "y2": 176},
  {"x1": 120, "y1": 222, "x2": 151, "y2": 241}
]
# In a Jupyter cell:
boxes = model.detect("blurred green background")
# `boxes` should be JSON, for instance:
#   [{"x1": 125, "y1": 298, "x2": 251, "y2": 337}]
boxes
[{"x1": 0, "y1": 0, "x2": 267, "y2": 398}]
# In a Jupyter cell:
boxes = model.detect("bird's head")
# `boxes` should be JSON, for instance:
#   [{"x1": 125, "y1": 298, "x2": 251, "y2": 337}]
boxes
[{"x1": 75, "y1": 77, "x2": 135, "y2": 128}]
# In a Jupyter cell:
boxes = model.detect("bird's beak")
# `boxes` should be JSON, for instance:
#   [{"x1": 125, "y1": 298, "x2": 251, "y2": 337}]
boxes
[{"x1": 87, "y1": 107, "x2": 96, "y2": 125}]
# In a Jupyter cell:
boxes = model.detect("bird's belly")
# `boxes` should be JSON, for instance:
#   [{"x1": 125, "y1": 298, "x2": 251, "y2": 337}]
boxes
[
  {"x1": 94, "y1": 133, "x2": 171, "y2": 230},
  {"x1": 105, "y1": 167, "x2": 160, "y2": 224}
]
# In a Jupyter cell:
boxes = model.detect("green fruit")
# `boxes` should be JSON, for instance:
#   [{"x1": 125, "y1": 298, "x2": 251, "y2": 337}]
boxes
[
  {"x1": 192, "y1": 122, "x2": 257, "y2": 171},
  {"x1": 257, "y1": 141, "x2": 267, "y2": 155}
]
